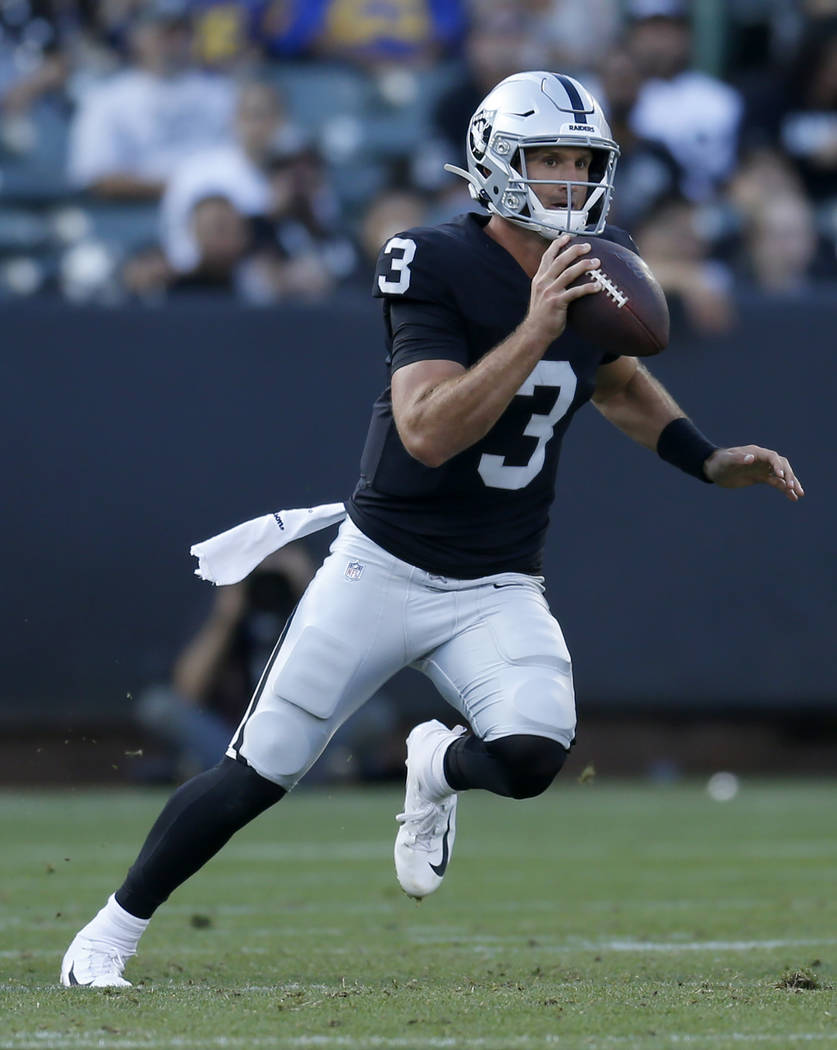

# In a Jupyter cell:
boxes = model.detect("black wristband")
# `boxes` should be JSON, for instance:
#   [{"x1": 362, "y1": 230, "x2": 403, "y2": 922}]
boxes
[{"x1": 657, "y1": 417, "x2": 718, "y2": 483}]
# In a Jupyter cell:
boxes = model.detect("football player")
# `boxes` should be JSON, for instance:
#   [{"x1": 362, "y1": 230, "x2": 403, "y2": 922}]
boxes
[{"x1": 60, "y1": 71, "x2": 803, "y2": 988}]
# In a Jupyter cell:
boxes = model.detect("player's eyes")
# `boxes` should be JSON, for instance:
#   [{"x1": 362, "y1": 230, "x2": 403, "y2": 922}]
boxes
[{"x1": 535, "y1": 155, "x2": 589, "y2": 171}]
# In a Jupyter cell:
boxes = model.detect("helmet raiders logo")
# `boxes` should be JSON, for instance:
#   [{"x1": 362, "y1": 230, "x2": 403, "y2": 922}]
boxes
[{"x1": 469, "y1": 110, "x2": 493, "y2": 161}]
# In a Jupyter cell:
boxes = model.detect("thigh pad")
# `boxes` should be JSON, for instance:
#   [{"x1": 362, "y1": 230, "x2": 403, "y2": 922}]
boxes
[
  {"x1": 270, "y1": 624, "x2": 362, "y2": 719},
  {"x1": 484, "y1": 586, "x2": 571, "y2": 673}
]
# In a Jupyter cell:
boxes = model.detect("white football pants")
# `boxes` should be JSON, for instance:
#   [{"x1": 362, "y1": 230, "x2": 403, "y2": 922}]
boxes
[{"x1": 227, "y1": 519, "x2": 576, "y2": 788}]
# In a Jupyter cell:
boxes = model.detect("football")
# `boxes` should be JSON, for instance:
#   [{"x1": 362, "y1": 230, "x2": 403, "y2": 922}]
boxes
[{"x1": 567, "y1": 237, "x2": 669, "y2": 357}]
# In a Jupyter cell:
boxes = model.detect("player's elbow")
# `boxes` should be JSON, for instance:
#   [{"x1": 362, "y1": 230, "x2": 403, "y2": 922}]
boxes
[
  {"x1": 401, "y1": 429, "x2": 449, "y2": 468},
  {"x1": 394, "y1": 408, "x2": 450, "y2": 467}
]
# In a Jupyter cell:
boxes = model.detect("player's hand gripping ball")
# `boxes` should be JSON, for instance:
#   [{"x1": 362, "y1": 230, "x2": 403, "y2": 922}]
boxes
[{"x1": 567, "y1": 237, "x2": 669, "y2": 357}]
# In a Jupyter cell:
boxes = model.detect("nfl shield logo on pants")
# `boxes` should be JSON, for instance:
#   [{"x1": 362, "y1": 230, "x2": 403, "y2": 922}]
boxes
[{"x1": 345, "y1": 559, "x2": 364, "y2": 581}]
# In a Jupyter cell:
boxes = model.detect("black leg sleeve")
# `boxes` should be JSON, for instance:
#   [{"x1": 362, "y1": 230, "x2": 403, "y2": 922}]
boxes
[
  {"x1": 443, "y1": 733, "x2": 567, "y2": 800},
  {"x1": 116, "y1": 757, "x2": 285, "y2": 919}
]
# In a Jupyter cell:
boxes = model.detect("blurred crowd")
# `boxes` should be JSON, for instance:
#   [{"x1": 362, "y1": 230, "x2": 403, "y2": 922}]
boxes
[{"x1": 0, "y1": 0, "x2": 835, "y2": 329}]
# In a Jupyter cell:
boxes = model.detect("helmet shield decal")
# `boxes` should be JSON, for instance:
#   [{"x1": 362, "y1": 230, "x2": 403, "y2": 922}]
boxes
[{"x1": 469, "y1": 110, "x2": 494, "y2": 163}]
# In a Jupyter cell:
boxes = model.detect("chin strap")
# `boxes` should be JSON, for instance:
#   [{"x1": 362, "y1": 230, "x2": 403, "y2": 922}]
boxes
[{"x1": 443, "y1": 163, "x2": 486, "y2": 203}]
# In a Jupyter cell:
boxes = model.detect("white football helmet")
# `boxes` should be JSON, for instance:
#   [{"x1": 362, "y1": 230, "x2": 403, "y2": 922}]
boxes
[{"x1": 445, "y1": 71, "x2": 620, "y2": 239}]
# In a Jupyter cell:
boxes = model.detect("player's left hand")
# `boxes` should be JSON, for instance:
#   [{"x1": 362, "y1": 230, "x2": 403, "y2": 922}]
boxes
[{"x1": 704, "y1": 445, "x2": 804, "y2": 502}]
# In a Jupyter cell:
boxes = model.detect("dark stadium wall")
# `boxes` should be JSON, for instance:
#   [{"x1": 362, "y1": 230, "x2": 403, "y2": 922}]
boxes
[{"x1": 0, "y1": 292, "x2": 833, "y2": 720}]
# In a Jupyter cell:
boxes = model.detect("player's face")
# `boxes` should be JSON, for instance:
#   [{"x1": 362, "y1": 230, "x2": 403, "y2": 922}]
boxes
[{"x1": 523, "y1": 147, "x2": 593, "y2": 212}]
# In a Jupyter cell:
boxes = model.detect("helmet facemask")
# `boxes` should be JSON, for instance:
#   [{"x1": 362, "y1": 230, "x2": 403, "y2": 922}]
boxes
[{"x1": 498, "y1": 143, "x2": 618, "y2": 237}]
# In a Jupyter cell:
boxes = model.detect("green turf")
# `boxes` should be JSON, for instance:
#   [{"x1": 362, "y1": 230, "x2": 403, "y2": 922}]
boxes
[{"x1": 1, "y1": 781, "x2": 835, "y2": 1049}]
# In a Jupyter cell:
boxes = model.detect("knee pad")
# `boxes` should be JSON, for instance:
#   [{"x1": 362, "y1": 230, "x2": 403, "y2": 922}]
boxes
[
  {"x1": 239, "y1": 701, "x2": 331, "y2": 788},
  {"x1": 510, "y1": 676, "x2": 576, "y2": 749},
  {"x1": 485, "y1": 734, "x2": 567, "y2": 799}
]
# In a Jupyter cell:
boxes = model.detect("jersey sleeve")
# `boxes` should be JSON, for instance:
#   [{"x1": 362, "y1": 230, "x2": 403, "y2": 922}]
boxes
[
  {"x1": 389, "y1": 299, "x2": 469, "y2": 372},
  {"x1": 373, "y1": 230, "x2": 458, "y2": 308},
  {"x1": 374, "y1": 228, "x2": 469, "y2": 371}
]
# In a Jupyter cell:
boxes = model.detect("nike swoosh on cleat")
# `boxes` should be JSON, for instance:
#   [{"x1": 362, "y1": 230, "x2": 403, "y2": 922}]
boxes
[
  {"x1": 67, "y1": 963, "x2": 88, "y2": 987},
  {"x1": 429, "y1": 814, "x2": 452, "y2": 877}
]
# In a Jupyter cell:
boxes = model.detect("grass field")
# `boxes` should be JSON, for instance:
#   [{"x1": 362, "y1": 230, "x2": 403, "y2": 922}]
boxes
[{"x1": 1, "y1": 780, "x2": 835, "y2": 1050}]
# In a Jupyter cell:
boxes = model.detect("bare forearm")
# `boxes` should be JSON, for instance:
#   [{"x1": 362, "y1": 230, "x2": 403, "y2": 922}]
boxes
[
  {"x1": 87, "y1": 175, "x2": 166, "y2": 200},
  {"x1": 400, "y1": 319, "x2": 550, "y2": 466},
  {"x1": 594, "y1": 362, "x2": 685, "y2": 449},
  {"x1": 1, "y1": 55, "x2": 67, "y2": 113},
  {"x1": 172, "y1": 619, "x2": 235, "y2": 700}
]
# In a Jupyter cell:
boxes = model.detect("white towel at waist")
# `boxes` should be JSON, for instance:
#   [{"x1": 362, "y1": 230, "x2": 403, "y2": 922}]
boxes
[{"x1": 190, "y1": 502, "x2": 347, "y2": 585}]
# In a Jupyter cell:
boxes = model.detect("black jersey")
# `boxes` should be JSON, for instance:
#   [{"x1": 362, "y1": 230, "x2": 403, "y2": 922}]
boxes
[{"x1": 347, "y1": 212, "x2": 636, "y2": 579}]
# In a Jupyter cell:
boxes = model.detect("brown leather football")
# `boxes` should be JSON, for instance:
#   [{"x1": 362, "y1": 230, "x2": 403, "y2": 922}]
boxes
[{"x1": 567, "y1": 236, "x2": 669, "y2": 357}]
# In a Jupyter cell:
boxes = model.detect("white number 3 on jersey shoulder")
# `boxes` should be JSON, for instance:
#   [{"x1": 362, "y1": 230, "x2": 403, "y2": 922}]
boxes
[{"x1": 378, "y1": 237, "x2": 417, "y2": 295}]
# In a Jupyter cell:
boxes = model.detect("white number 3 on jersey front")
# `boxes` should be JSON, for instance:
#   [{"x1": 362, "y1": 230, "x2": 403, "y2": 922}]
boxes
[
  {"x1": 479, "y1": 360, "x2": 577, "y2": 491},
  {"x1": 378, "y1": 237, "x2": 417, "y2": 294}
]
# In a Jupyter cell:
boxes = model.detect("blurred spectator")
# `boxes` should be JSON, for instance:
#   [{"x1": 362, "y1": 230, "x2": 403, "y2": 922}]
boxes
[
  {"x1": 315, "y1": 0, "x2": 466, "y2": 66},
  {"x1": 187, "y1": 0, "x2": 266, "y2": 72},
  {"x1": 726, "y1": 146, "x2": 808, "y2": 223},
  {"x1": 777, "y1": 21, "x2": 837, "y2": 206},
  {"x1": 121, "y1": 242, "x2": 174, "y2": 301},
  {"x1": 129, "y1": 193, "x2": 277, "y2": 302},
  {"x1": 634, "y1": 195, "x2": 735, "y2": 335},
  {"x1": 257, "y1": 0, "x2": 321, "y2": 57},
  {"x1": 160, "y1": 79, "x2": 303, "y2": 271},
  {"x1": 134, "y1": 156, "x2": 355, "y2": 305},
  {"x1": 67, "y1": 1, "x2": 235, "y2": 200},
  {"x1": 627, "y1": 0, "x2": 743, "y2": 202},
  {"x1": 726, "y1": 150, "x2": 837, "y2": 293},
  {"x1": 527, "y1": 0, "x2": 621, "y2": 76},
  {"x1": 721, "y1": 144, "x2": 834, "y2": 280},
  {"x1": 136, "y1": 544, "x2": 314, "y2": 779},
  {"x1": 0, "y1": 4, "x2": 73, "y2": 161},
  {"x1": 598, "y1": 47, "x2": 680, "y2": 232},
  {"x1": 0, "y1": 28, "x2": 67, "y2": 119},
  {"x1": 1, "y1": 51, "x2": 67, "y2": 120},
  {"x1": 169, "y1": 194, "x2": 253, "y2": 295},
  {"x1": 736, "y1": 193, "x2": 823, "y2": 295},
  {"x1": 127, "y1": 144, "x2": 356, "y2": 304},
  {"x1": 247, "y1": 145, "x2": 357, "y2": 300},
  {"x1": 259, "y1": 0, "x2": 466, "y2": 65}
]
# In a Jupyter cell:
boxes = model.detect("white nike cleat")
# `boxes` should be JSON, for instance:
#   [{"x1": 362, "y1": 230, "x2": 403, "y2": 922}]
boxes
[
  {"x1": 394, "y1": 720, "x2": 466, "y2": 899},
  {"x1": 60, "y1": 933, "x2": 133, "y2": 988}
]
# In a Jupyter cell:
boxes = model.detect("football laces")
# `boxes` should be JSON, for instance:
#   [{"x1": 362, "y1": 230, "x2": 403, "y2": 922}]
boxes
[{"x1": 589, "y1": 267, "x2": 628, "y2": 308}]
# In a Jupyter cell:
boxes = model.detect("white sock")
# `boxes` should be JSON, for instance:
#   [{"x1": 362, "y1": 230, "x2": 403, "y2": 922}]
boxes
[
  {"x1": 83, "y1": 894, "x2": 150, "y2": 955},
  {"x1": 424, "y1": 726, "x2": 466, "y2": 802}
]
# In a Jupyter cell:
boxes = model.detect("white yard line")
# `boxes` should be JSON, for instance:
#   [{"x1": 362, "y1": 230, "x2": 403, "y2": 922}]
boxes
[
  {"x1": 400, "y1": 933, "x2": 837, "y2": 953},
  {"x1": 597, "y1": 937, "x2": 837, "y2": 952},
  {"x1": 4, "y1": 934, "x2": 837, "y2": 962}
]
